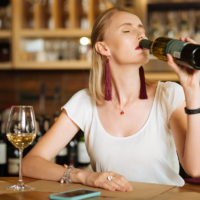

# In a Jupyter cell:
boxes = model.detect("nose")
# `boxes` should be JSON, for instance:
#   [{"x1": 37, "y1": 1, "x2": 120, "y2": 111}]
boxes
[
  {"x1": 138, "y1": 36, "x2": 144, "y2": 41},
  {"x1": 137, "y1": 32, "x2": 147, "y2": 41}
]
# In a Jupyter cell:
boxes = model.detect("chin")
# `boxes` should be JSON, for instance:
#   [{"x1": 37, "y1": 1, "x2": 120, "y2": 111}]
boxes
[
  {"x1": 133, "y1": 55, "x2": 149, "y2": 66},
  {"x1": 141, "y1": 51, "x2": 150, "y2": 65},
  {"x1": 142, "y1": 57, "x2": 149, "y2": 65}
]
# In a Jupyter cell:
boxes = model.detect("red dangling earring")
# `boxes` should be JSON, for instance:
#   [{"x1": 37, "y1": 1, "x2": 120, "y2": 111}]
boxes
[
  {"x1": 139, "y1": 66, "x2": 148, "y2": 99},
  {"x1": 104, "y1": 58, "x2": 112, "y2": 101}
]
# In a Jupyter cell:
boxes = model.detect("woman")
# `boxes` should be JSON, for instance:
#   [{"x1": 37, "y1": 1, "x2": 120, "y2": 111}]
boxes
[{"x1": 22, "y1": 7, "x2": 200, "y2": 192}]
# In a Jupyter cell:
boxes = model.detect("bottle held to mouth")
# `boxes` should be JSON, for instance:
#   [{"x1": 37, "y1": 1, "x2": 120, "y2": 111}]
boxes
[{"x1": 139, "y1": 37, "x2": 200, "y2": 70}]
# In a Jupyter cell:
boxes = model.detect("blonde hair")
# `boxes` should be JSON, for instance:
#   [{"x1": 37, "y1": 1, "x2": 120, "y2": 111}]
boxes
[{"x1": 89, "y1": 7, "x2": 136, "y2": 105}]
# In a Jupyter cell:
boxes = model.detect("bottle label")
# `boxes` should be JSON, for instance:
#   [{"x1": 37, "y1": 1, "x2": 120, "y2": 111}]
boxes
[
  {"x1": 78, "y1": 142, "x2": 90, "y2": 163},
  {"x1": 165, "y1": 39, "x2": 187, "y2": 59},
  {"x1": 43, "y1": 120, "x2": 50, "y2": 132},
  {"x1": 8, "y1": 158, "x2": 19, "y2": 175},
  {"x1": 0, "y1": 143, "x2": 7, "y2": 164}
]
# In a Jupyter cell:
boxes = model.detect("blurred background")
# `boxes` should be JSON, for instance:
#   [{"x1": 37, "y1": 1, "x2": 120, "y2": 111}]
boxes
[
  {"x1": 1, "y1": 0, "x2": 200, "y2": 119},
  {"x1": 0, "y1": 0, "x2": 199, "y2": 177}
]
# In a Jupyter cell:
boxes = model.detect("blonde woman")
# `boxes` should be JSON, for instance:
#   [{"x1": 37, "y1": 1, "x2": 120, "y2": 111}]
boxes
[{"x1": 23, "y1": 7, "x2": 200, "y2": 192}]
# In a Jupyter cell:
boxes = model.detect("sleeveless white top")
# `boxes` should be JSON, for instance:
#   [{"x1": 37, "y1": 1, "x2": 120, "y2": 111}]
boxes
[{"x1": 62, "y1": 81, "x2": 185, "y2": 186}]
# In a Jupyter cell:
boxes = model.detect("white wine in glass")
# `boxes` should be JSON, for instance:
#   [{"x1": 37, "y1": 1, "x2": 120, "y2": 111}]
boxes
[{"x1": 6, "y1": 105, "x2": 36, "y2": 191}]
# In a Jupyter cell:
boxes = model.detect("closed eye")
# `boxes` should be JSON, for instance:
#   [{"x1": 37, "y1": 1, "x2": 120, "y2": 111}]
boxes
[{"x1": 123, "y1": 30, "x2": 130, "y2": 33}]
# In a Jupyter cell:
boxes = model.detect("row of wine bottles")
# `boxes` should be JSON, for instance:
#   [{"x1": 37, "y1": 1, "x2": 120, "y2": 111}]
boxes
[
  {"x1": 148, "y1": 7, "x2": 200, "y2": 43},
  {"x1": 0, "y1": 113, "x2": 91, "y2": 177}
]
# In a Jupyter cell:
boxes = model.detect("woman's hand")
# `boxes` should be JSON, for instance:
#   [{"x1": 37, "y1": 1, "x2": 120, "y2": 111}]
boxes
[
  {"x1": 167, "y1": 37, "x2": 200, "y2": 89},
  {"x1": 80, "y1": 171, "x2": 132, "y2": 192}
]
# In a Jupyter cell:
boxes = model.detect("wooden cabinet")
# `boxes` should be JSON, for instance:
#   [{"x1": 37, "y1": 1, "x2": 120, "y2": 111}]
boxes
[
  {"x1": 0, "y1": 30, "x2": 11, "y2": 69},
  {"x1": 0, "y1": 0, "x2": 114, "y2": 70},
  {"x1": 0, "y1": 0, "x2": 178, "y2": 81},
  {"x1": 11, "y1": 0, "x2": 106, "y2": 70},
  {"x1": 0, "y1": 0, "x2": 11, "y2": 69}
]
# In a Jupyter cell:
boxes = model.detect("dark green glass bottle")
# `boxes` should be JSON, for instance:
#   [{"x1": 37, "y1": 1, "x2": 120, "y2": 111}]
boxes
[{"x1": 140, "y1": 37, "x2": 200, "y2": 70}]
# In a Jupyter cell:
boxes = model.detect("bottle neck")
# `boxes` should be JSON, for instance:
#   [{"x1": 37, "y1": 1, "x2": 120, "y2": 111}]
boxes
[{"x1": 139, "y1": 39, "x2": 152, "y2": 49}]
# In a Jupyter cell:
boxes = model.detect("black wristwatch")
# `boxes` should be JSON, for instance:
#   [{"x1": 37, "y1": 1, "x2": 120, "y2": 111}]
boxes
[{"x1": 184, "y1": 107, "x2": 200, "y2": 114}]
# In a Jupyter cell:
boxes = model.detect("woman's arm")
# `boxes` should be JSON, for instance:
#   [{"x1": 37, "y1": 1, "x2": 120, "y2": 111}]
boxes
[
  {"x1": 168, "y1": 38, "x2": 200, "y2": 177},
  {"x1": 170, "y1": 92, "x2": 200, "y2": 177},
  {"x1": 22, "y1": 110, "x2": 79, "y2": 180},
  {"x1": 22, "y1": 110, "x2": 132, "y2": 191}
]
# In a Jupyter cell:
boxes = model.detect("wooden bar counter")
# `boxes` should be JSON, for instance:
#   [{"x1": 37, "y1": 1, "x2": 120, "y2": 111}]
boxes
[{"x1": 1, "y1": 177, "x2": 200, "y2": 200}]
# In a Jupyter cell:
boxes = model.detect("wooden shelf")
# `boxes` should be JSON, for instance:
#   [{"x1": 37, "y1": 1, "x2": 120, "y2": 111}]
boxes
[
  {"x1": 146, "y1": 72, "x2": 178, "y2": 81},
  {"x1": 15, "y1": 60, "x2": 91, "y2": 70},
  {"x1": 0, "y1": 62, "x2": 12, "y2": 69},
  {"x1": 21, "y1": 29, "x2": 92, "y2": 38},
  {"x1": 0, "y1": 0, "x2": 184, "y2": 84},
  {"x1": 0, "y1": 31, "x2": 11, "y2": 38}
]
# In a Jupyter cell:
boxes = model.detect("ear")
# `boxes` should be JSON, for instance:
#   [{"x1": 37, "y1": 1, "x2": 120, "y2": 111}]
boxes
[{"x1": 95, "y1": 42, "x2": 111, "y2": 57}]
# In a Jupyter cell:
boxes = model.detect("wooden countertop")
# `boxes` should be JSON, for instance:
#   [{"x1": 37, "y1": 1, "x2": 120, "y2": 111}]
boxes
[{"x1": 1, "y1": 177, "x2": 200, "y2": 200}]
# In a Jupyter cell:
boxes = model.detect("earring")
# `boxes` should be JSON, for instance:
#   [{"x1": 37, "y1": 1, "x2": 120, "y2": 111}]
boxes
[
  {"x1": 104, "y1": 58, "x2": 112, "y2": 101},
  {"x1": 139, "y1": 66, "x2": 148, "y2": 99}
]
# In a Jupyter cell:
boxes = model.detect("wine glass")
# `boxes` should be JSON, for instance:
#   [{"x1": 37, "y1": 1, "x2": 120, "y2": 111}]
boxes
[{"x1": 6, "y1": 105, "x2": 37, "y2": 191}]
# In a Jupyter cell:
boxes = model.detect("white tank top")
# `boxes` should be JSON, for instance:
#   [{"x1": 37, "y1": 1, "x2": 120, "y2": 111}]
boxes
[{"x1": 62, "y1": 81, "x2": 185, "y2": 186}]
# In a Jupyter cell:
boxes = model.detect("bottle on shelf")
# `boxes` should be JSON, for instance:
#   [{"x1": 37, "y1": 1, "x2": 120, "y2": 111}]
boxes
[
  {"x1": 0, "y1": 41, "x2": 10, "y2": 62},
  {"x1": 149, "y1": 12, "x2": 164, "y2": 40},
  {"x1": 194, "y1": 11, "x2": 200, "y2": 43},
  {"x1": 140, "y1": 37, "x2": 200, "y2": 70},
  {"x1": 0, "y1": 114, "x2": 7, "y2": 176},
  {"x1": 178, "y1": 11, "x2": 190, "y2": 38},
  {"x1": 41, "y1": 116, "x2": 50, "y2": 135},
  {"x1": 165, "y1": 12, "x2": 177, "y2": 38},
  {"x1": 39, "y1": 83, "x2": 46, "y2": 117},
  {"x1": 53, "y1": 85, "x2": 61, "y2": 119},
  {"x1": 0, "y1": 0, "x2": 11, "y2": 30},
  {"x1": 77, "y1": 131, "x2": 90, "y2": 168},
  {"x1": 7, "y1": 144, "x2": 19, "y2": 176},
  {"x1": 35, "y1": 118, "x2": 42, "y2": 141},
  {"x1": 56, "y1": 146, "x2": 69, "y2": 166},
  {"x1": 23, "y1": 118, "x2": 41, "y2": 156},
  {"x1": 68, "y1": 136, "x2": 78, "y2": 167}
]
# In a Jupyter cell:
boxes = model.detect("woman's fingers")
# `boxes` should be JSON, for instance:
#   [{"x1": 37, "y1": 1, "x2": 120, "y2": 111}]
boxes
[
  {"x1": 89, "y1": 172, "x2": 133, "y2": 192},
  {"x1": 104, "y1": 173, "x2": 133, "y2": 192},
  {"x1": 112, "y1": 175, "x2": 133, "y2": 192},
  {"x1": 167, "y1": 54, "x2": 180, "y2": 74},
  {"x1": 179, "y1": 37, "x2": 196, "y2": 44}
]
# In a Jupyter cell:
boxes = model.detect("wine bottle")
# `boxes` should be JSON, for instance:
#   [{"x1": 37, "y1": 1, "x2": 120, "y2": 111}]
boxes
[
  {"x1": 77, "y1": 131, "x2": 90, "y2": 168},
  {"x1": 41, "y1": 116, "x2": 50, "y2": 135},
  {"x1": 53, "y1": 85, "x2": 61, "y2": 119},
  {"x1": 23, "y1": 118, "x2": 40, "y2": 156},
  {"x1": 0, "y1": 118, "x2": 7, "y2": 176},
  {"x1": 56, "y1": 146, "x2": 69, "y2": 165},
  {"x1": 7, "y1": 145, "x2": 19, "y2": 176},
  {"x1": 68, "y1": 136, "x2": 78, "y2": 167},
  {"x1": 140, "y1": 37, "x2": 200, "y2": 70},
  {"x1": 39, "y1": 84, "x2": 46, "y2": 116}
]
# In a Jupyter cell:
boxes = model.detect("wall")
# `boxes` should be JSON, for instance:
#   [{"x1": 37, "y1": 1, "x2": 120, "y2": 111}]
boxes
[{"x1": 0, "y1": 70, "x2": 89, "y2": 120}]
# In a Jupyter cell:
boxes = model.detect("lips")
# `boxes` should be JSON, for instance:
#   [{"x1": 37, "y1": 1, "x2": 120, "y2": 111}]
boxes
[{"x1": 135, "y1": 46, "x2": 142, "y2": 50}]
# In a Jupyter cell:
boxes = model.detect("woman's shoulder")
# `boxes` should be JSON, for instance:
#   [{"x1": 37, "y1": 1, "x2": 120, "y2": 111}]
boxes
[
  {"x1": 70, "y1": 88, "x2": 91, "y2": 100},
  {"x1": 159, "y1": 81, "x2": 181, "y2": 88},
  {"x1": 156, "y1": 81, "x2": 184, "y2": 105},
  {"x1": 72, "y1": 88, "x2": 90, "y2": 98},
  {"x1": 158, "y1": 81, "x2": 183, "y2": 94},
  {"x1": 68, "y1": 88, "x2": 93, "y2": 105}
]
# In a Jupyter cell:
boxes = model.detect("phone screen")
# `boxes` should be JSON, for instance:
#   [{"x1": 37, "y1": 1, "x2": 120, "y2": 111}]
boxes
[{"x1": 55, "y1": 190, "x2": 97, "y2": 197}]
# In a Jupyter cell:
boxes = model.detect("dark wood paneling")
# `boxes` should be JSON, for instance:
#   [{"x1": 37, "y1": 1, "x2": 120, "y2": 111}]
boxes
[{"x1": 0, "y1": 70, "x2": 89, "y2": 120}]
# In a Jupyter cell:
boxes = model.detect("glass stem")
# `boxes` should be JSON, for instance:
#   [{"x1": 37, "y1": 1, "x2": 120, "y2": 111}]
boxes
[{"x1": 18, "y1": 149, "x2": 24, "y2": 186}]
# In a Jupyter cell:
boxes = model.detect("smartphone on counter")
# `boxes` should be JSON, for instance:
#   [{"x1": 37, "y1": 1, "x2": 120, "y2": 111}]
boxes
[{"x1": 49, "y1": 188, "x2": 101, "y2": 200}]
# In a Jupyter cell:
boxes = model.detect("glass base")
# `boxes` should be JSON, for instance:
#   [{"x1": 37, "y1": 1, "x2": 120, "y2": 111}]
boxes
[{"x1": 7, "y1": 184, "x2": 34, "y2": 191}]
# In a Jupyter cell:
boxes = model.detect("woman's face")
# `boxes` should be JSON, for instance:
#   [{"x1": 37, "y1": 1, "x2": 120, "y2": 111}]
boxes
[{"x1": 103, "y1": 11, "x2": 149, "y2": 66}]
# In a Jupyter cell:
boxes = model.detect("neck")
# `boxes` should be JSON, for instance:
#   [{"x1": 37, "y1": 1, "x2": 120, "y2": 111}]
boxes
[{"x1": 110, "y1": 63, "x2": 141, "y2": 107}]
